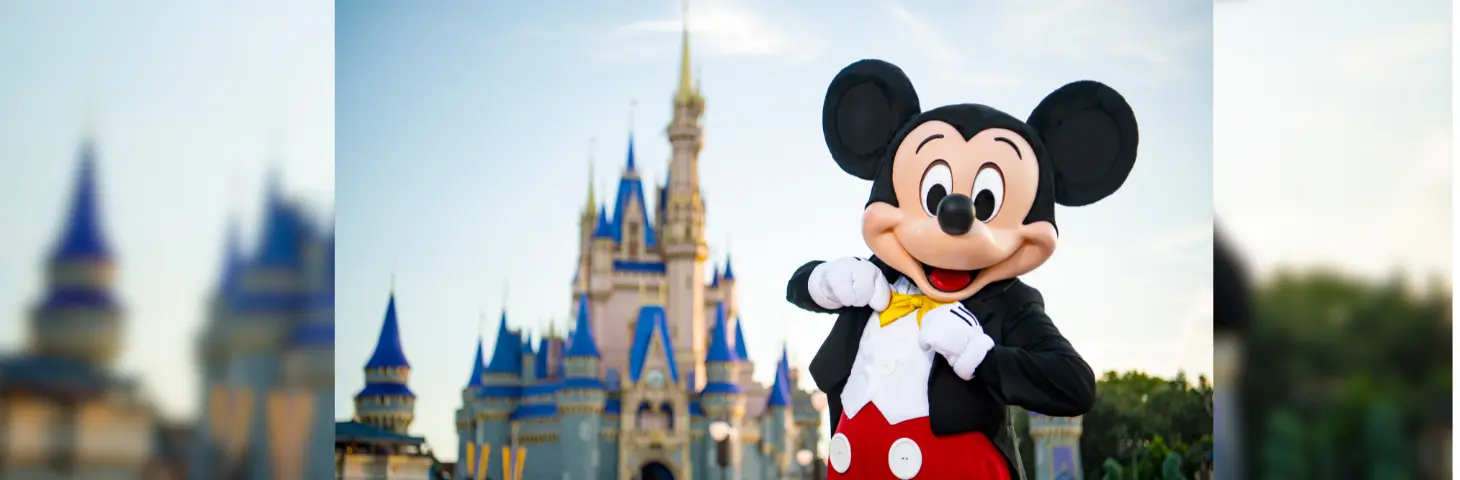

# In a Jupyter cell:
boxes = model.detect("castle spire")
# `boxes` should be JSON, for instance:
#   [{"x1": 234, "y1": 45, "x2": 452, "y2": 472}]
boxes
[
  {"x1": 732, "y1": 315, "x2": 750, "y2": 360},
  {"x1": 585, "y1": 137, "x2": 597, "y2": 213},
  {"x1": 625, "y1": 104, "x2": 638, "y2": 174},
  {"x1": 705, "y1": 303, "x2": 736, "y2": 362},
  {"x1": 465, "y1": 336, "x2": 486, "y2": 387},
  {"x1": 364, "y1": 290, "x2": 410, "y2": 369},
  {"x1": 674, "y1": 0, "x2": 701, "y2": 108},
  {"x1": 52, "y1": 138, "x2": 112, "y2": 261},
  {"x1": 484, "y1": 310, "x2": 523, "y2": 374},
  {"x1": 565, "y1": 294, "x2": 600, "y2": 357},
  {"x1": 216, "y1": 215, "x2": 243, "y2": 292},
  {"x1": 766, "y1": 342, "x2": 792, "y2": 407}
]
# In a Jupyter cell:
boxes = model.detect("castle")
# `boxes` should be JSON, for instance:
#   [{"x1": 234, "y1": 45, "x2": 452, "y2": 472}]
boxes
[
  {"x1": 189, "y1": 166, "x2": 336, "y2": 478},
  {"x1": 0, "y1": 135, "x2": 163, "y2": 478},
  {"x1": 0, "y1": 132, "x2": 334, "y2": 479},
  {"x1": 347, "y1": 12, "x2": 825, "y2": 480}
]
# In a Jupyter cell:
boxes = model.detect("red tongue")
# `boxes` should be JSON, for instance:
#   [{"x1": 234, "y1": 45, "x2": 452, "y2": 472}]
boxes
[{"x1": 928, "y1": 269, "x2": 972, "y2": 292}]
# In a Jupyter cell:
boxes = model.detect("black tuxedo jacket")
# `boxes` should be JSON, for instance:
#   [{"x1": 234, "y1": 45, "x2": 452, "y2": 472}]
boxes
[{"x1": 786, "y1": 258, "x2": 1097, "y2": 478}]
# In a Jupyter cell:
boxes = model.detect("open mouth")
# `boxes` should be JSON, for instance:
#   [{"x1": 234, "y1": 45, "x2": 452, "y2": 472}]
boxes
[{"x1": 921, "y1": 263, "x2": 980, "y2": 292}]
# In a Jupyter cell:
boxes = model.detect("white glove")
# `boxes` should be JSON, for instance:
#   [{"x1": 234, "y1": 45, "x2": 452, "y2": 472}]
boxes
[
  {"x1": 806, "y1": 257, "x2": 891, "y2": 311},
  {"x1": 918, "y1": 303, "x2": 996, "y2": 380}
]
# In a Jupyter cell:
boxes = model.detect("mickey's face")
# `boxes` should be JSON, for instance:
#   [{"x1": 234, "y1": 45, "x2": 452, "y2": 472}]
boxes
[
  {"x1": 822, "y1": 59, "x2": 1139, "y2": 302},
  {"x1": 864, "y1": 121, "x2": 1057, "y2": 301}
]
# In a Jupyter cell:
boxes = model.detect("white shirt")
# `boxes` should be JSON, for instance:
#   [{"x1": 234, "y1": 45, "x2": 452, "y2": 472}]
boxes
[{"x1": 840, "y1": 278, "x2": 936, "y2": 425}]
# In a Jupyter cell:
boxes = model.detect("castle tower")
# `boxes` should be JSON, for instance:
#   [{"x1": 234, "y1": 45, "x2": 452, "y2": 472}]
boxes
[
  {"x1": 30, "y1": 136, "x2": 123, "y2": 366},
  {"x1": 284, "y1": 230, "x2": 336, "y2": 480},
  {"x1": 731, "y1": 317, "x2": 754, "y2": 386},
  {"x1": 353, "y1": 289, "x2": 416, "y2": 434},
  {"x1": 556, "y1": 295, "x2": 608, "y2": 480},
  {"x1": 701, "y1": 303, "x2": 746, "y2": 480},
  {"x1": 454, "y1": 334, "x2": 487, "y2": 480},
  {"x1": 720, "y1": 254, "x2": 737, "y2": 319},
  {"x1": 589, "y1": 205, "x2": 616, "y2": 361},
  {"x1": 520, "y1": 332, "x2": 538, "y2": 381},
  {"x1": 762, "y1": 345, "x2": 796, "y2": 477},
  {"x1": 578, "y1": 150, "x2": 598, "y2": 295},
  {"x1": 475, "y1": 312, "x2": 523, "y2": 458},
  {"x1": 660, "y1": 0, "x2": 710, "y2": 392},
  {"x1": 1029, "y1": 413, "x2": 1084, "y2": 480}
]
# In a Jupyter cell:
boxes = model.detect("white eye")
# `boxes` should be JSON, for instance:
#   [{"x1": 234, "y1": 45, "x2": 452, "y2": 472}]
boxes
[
  {"x1": 971, "y1": 165, "x2": 1004, "y2": 222},
  {"x1": 919, "y1": 161, "x2": 953, "y2": 217}
]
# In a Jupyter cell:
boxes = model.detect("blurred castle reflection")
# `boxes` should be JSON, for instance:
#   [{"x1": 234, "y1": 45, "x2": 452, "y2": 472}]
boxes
[
  {"x1": 0, "y1": 136, "x2": 168, "y2": 479},
  {"x1": 190, "y1": 162, "x2": 334, "y2": 477},
  {"x1": 0, "y1": 133, "x2": 334, "y2": 480}
]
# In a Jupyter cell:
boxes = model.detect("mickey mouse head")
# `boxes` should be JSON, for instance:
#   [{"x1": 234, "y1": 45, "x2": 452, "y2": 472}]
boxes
[{"x1": 822, "y1": 59, "x2": 1140, "y2": 302}]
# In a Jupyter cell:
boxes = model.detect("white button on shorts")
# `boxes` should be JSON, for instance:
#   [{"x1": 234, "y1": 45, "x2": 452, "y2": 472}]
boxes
[
  {"x1": 887, "y1": 437, "x2": 923, "y2": 479},
  {"x1": 829, "y1": 433, "x2": 852, "y2": 473}
]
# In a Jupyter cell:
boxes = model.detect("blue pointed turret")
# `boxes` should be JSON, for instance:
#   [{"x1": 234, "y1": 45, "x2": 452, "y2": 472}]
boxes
[
  {"x1": 565, "y1": 295, "x2": 600, "y2": 357},
  {"x1": 355, "y1": 289, "x2": 415, "y2": 434},
  {"x1": 52, "y1": 139, "x2": 111, "y2": 261},
  {"x1": 733, "y1": 317, "x2": 750, "y2": 360},
  {"x1": 709, "y1": 265, "x2": 720, "y2": 287},
  {"x1": 778, "y1": 344, "x2": 791, "y2": 379},
  {"x1": 365, "y1": 292, "x2": 410, "y2": 369},
  {"x1": 593, "y1": 205, "x2": 614, "y2": 238},
  {"x1": 535, "y1": 336, "x2": 551, "y2": 380},
  {"x1": 254, "y1": 169, "x2": 304, "y2": 268},
  {"x1": 766, "y1": 344, "x2": 792, "y2": 407},
  {"x1": 484, "y1": 311, "x2": 523, "y2": 374},
  {"x1": 701, "y1": 303, "x2": 742, "y2": 396},
  {"x1": 465, "y1": 338, "x2": 486, "y2": 387},
  {"x1": 216, "y1": 218, "x2": 244, "y2": 293},
  {"x1": 605, "y1": 133, "x2": 657, "y2": 248},
  {"x1": 723, "y1": 253, "x2": 736, "y2": 280},
  {"x1": 625, "y1": 133, "x2": 637, "y2": 172},
  {"x1": 31, "y1": 136, "x2": 122, "y2": 366},
  {"x1": 705, "y1": 303, "x2": 737, "y2": 363}
]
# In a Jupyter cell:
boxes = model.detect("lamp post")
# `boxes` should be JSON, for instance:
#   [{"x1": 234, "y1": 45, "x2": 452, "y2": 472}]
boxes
[{"x1": 709, "y1": 421, "x2": 736, "y2": 480}]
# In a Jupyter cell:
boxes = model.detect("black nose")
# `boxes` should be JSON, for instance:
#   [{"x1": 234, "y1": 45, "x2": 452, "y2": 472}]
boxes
[{"x1": 937, "y1": 193, "x2": 974, "y2": 236}]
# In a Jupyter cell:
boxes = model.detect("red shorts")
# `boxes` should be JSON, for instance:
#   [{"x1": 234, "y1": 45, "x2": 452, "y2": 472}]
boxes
[{"x1": 826, "y1": 403, "x2": 1009, "y2": 479}]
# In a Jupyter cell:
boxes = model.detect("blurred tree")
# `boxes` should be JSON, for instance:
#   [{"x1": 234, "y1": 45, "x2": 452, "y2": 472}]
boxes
[
  {"x1": 1013, "y1": 371, "x2": 1213, "y2": 478},
  {"x1": 1163, "y1": 452, "x2": 1185, "y2": 480},
  {"x1": 1240, "y1": 270, "x2": 1450, "y2": 478},
  {"x1": 1260, "y1": 409, "x2": 1305, "y2": 480},
  {"x1": 1101, "y1": 458, "x2": 1126, "y2": 480}
]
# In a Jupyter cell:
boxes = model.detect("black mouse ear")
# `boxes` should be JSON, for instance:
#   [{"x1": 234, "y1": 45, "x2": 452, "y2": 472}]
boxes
[
  {"x1": 1027, "y1": 80, "x2": 1139, "y2": 207},
  {"x1": 822, "y1": 59, "x2": 921, "y2": 180}
]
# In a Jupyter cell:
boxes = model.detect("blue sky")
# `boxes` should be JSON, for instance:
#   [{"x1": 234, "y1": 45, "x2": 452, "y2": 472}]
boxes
[
  {"x1": 1214, "y1": 0, "x2": 1451, "y2": 282},
  {"x1": 337, "y1": 0, "x2": 1212, "y2": 459},
  {"x1": 0, "y1": 1, "x2": 334, "y2": 421}
]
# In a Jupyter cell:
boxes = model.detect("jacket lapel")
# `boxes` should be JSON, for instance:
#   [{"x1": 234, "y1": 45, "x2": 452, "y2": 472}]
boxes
[{"x1": 808, "y1": 306, "x2": 870, "y2": 395}]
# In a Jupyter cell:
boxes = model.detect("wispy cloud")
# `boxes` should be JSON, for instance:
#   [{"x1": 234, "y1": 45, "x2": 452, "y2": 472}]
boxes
[
  {"x1": 990, "y1": 1, "x2": 1204, "y2": 67},
  {"x1": 602, "y1": 0, "x2": 824, "y2": 64},
  {"x1": 1144, "y1": 223, "x2": 1211, "y2": 260},
  {"x1": 885, "y1": 3, "x2": 1020, "y2": 88},
  {"x1": 883, "y1": 1, "x2": 1204, "y2": 88}
]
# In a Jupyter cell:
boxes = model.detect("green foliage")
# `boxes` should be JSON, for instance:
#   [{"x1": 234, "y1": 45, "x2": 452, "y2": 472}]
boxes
[
  {"x1": 1013, "y1": 371, "x2": 1213, "y2": 479},
  {"x1": 1241, "y1": 271, "x2": 1450, "y2": 477},
  {"x1": 1162, "y1": 452, "x2": 1185, "y2": 480},
  {"x1": 1101, "y1": 458, "x2": 1126, "y2": 480}
]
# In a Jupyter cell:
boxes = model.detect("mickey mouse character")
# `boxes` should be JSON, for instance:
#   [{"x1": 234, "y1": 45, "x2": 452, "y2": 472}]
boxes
[{"x1": 786, "y1": 59, "x2": 1139, "y2": 479}]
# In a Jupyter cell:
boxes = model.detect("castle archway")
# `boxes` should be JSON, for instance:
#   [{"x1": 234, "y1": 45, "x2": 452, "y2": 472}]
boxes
[{"x1": 638, "y1": 461, "x2": 675, "y2": 480}]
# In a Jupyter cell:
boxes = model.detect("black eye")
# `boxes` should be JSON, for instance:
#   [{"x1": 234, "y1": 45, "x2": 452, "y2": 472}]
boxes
[
  {"x1": 920, "y1": 161, "x2": 952, "y2": 217},
  {"x1": 971, "y1": 164, "x2": 1004, "y2": 222}
]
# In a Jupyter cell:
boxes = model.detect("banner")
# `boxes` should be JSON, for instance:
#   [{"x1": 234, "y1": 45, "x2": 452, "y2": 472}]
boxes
[
  {"x1": 208, "y1": 385, "x2": 254, "y2": 474},
  {"x1": 268, "y1": 390, "x2": 317, "y2": 480}
]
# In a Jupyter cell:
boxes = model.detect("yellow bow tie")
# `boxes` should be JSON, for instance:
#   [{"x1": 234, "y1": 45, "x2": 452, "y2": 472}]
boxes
[{"x1": 879, "y1": 292, "x2": 952, "y2": 327}]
